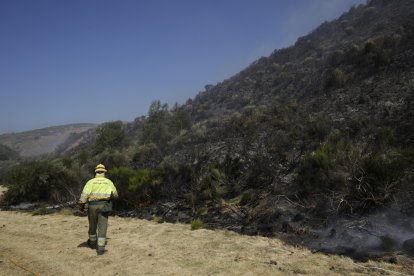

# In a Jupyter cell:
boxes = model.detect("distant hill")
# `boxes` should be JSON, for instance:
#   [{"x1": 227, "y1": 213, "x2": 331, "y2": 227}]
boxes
[
  {"x1": 0, "y1": 144, "x2": 19, "y2": 161},
  {"x1": 0, "y1": 124, "x2": 97, "y2": 157}
]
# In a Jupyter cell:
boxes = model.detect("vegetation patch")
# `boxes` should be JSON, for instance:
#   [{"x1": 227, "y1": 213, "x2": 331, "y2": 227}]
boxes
[
  {"x1": 32, "y1": 203, "x2": 48, "y2": 216},
  {"x1": 191, "y1": 219, "x2": 204, "y2": 230}
]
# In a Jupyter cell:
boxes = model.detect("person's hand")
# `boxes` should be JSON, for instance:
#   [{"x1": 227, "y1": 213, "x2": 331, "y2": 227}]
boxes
[{"x1": 79, "y1": 203, "x2": 86, "y2": 212}]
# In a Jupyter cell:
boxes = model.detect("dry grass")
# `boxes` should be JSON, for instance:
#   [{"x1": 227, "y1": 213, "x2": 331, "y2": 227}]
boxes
[
  {"x1": 58, "y1": 208, "x2": 74, "y2": 216},
  {"x1": 0, "y1": 211, "x2": 413, "y2": 275}
]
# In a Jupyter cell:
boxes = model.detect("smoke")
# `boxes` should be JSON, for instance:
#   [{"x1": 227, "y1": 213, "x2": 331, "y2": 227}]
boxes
[
  {"x1": 279, "y1": 0, "x2": 366, "y2": 48},
  {"x1": 306, "y1": 208, "x2": 414, "y2": 259}
]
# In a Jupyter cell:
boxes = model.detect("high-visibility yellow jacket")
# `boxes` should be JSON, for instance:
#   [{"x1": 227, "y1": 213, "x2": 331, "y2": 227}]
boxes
[{"x1": 79, "y1": 175, "x2": 118, "y2": 204}]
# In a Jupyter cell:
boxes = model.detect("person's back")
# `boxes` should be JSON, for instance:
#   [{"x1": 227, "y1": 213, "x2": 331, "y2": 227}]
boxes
[{"x1": 79, "y1": 164, "x2": 117, "y2": 255}]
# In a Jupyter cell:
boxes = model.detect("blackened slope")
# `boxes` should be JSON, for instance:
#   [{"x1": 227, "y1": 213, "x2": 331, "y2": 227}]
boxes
[
  {"x1": 158, "y1": 0, "x2": 414, "y2": 218},
  {"x1": 186, "y1": 0, "x2": 414, "y2": 122}
]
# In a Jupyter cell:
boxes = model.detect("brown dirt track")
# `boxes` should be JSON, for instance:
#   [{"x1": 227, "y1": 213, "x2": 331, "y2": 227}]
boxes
[
  {"x1": 1, "y1": 211, "x2": 414, "y2": 275},
  {"x1": 0, "y1": 184, "x2": 413, "y2": 276}
]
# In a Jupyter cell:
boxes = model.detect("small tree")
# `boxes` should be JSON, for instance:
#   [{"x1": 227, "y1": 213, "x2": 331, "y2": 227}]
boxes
[
  {"x1": 95, "y1": 121, "x2": 126, "y2": 153},
  {"x1": 170, "y1": 108, "x2": 192, "y2": 134},
  {"x1": 140, "y1": 101, "x2": 172, "y2": 149}
]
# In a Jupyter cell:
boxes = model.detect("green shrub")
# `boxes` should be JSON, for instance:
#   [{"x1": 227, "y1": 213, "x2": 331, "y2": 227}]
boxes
[
  {"x1": 61, "y1": 157, "x2": 73, "y2": 169},
  {"x1": 191, "y1": 219, "x2": 204, "y2": 230},
  {"x1": 108, "y1": 167, "x2": 159, "y2": 208},
  {"x1": 350, "y1": 154, "x2": 407, "y2": 207},
  {"x1": 100, "y1": 151, "x2": 130, "y2": 169},
  {"x1": 95, "y1": 121, "x2": 127, "y2": 153},
  {"x1": 361, "y1": 37, "x2": 392, "y2": 68},
  {"x1": 170, "y1": 107, "x2": 192, "y2": 134},
  {"x1": 132, "y1": 143, "x2": 162, "y2": 169},
  {"x1": 76, "y1": 150, "x2": 90, "y2": 166},
  {"x1": 128, "y1": 169, "x2": 152, "y2": 192},
  {"x1": 153, "y1": 216, "x2": 162, "y2": 223},
  {"x1": 297, "y1": 144, "x2": 338, "y2": 196},
  {"x1": 188, "y1": 165, "x2": 226, "y2": 204},
  {"x1": 307, "y1": 144, "x2": 334, "y2": 168},
  {"x1": 0, "y1": 144, "x2": 19, "y2": 161},
  {"x1": 2, "y1": 161, "x2": 79, "y2": 205},
  {"x1": 32, "y1": 203, "x2": 48, "y2": 216},
  {"x1": 240, "y1": 190, "x2": 256, "y2": 205},
  {"x1": 139, "y1": 100, "x2": 172, "y2": 149}
]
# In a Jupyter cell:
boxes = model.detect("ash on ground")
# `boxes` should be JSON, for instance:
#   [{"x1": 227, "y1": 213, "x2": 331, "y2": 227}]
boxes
[{"x1": 298, "y1": 208, "x2": 414, "y2": 261}]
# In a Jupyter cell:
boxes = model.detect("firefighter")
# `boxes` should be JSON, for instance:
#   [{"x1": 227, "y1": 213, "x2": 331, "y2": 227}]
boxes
[{"x1": 79, "y1": 164, "x2": 118, "y2": 255}]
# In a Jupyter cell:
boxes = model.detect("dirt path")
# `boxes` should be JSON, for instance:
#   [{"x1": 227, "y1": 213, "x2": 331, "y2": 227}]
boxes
[{"x1": 0, "y1": 210, "x2": 413, "y2": 276}]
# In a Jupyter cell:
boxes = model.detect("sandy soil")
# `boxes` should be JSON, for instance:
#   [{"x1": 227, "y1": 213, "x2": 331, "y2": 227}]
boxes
[{"x1": 0, "y1": 209, "x2": 413, "y2": 276}]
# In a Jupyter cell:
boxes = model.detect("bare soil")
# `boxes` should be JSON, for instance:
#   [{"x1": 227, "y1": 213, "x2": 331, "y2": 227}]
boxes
[{"x1": 0, "y1": 209, "x2": 413, "y2": 276}]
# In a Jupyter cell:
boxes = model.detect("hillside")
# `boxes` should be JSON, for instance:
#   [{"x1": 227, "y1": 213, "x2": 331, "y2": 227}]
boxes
[
  {"x1": 0, "y1": 123, "x2": 97, "y2": 157},
  {"x1": 183, "y1": 0, "x2": 414, "y2": 121},
  {"x1": 0, "y1": 144, "x2": 19, "y2": 161},
  {"x1": 117, "y1": 0, "x2": 414, "y2": 215},
  {"x1": 2, "y1": 0, "x2": 414, "y2": 264}
]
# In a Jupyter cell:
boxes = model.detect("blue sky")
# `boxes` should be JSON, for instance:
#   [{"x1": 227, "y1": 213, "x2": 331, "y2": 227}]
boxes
[{"x1": 0, "y1": 0, "x2": 366, "y2": 134}]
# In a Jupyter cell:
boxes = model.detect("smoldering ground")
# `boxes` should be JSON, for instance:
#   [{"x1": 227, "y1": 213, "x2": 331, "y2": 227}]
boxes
[{"x1": 303, "y1": 207, "x2": 414, "y2": 261}]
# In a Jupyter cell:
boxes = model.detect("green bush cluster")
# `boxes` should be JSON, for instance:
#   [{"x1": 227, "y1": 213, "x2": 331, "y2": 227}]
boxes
[
  {"x1": 297, "y1": 134, "x2": 408, "y2": 213},
  {"x1": 132, "y1": 143, "x2": 162, "y2": 169},
  {"x1": 95, "y1": 121, "x2": 127, "y2": 153},
  {"x1": 32, "y1": 203, "x2": 48, "y2": 216},
  {"x1": 0, "y1": 144, "x2": 19, "y2": 161},
  {"x1": 108, "y1": 167, "x2": 161, "y2": 208},
  {"x1": 342, "y1": 30, "x2": 404, "y2": 75},
  {"x1": 140, "y1": 101, "x2": 192, "y2": 151},
  {"x1": 2, "y1": 161, "x2": 79, "y2": 205},
  {"x1": 297, "y1": 144, "x2": 335, "y2": 195},
  {"x1": 350, "y1": 153, "x2": 407, "y2": 207},
  {"x1": 180, "y1": 164, "x2": 224, "y2": 210}
]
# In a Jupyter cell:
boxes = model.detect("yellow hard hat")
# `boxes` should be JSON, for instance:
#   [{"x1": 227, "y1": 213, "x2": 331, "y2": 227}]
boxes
[{"x1": 95, "y1": 164, "x2": 107, "y2": 173}]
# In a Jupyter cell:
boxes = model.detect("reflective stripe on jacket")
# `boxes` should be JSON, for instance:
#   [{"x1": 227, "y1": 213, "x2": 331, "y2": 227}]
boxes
[{"x1": 79, "y1": 175, "x2": 118, "y2": 203}]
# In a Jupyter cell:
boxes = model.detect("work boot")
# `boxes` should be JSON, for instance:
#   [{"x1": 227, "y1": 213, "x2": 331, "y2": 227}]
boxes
[
  {"x1": 97, "y1": 247, "x2": 105, "y2": 255},
  {"x1": 87, "y1": 239, "x2": 97, "y2": 249}
]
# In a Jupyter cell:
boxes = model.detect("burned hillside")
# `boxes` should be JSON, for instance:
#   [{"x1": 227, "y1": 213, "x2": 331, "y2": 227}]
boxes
[{"x1": 2, "y1": 0, "x2": 414, "y2": 261}]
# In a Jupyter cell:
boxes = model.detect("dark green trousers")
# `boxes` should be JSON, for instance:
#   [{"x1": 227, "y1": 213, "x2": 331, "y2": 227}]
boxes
[{"x1": 88, "y1": 202, "x2": 110, "y2": 249}]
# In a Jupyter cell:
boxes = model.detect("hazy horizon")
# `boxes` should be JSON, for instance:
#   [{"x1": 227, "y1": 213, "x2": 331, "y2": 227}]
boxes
[{"x1": 0, "y1": 0, "x2": 366, "y2": 134}]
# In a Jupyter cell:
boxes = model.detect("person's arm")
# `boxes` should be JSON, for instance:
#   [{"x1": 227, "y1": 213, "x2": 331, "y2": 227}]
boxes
[
  {"x1": 109, "y1": 180, "x2": 118, "y2": 200},
  {"x1": 79, "y1": 181, "x2": 92, "y2": 209}
]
